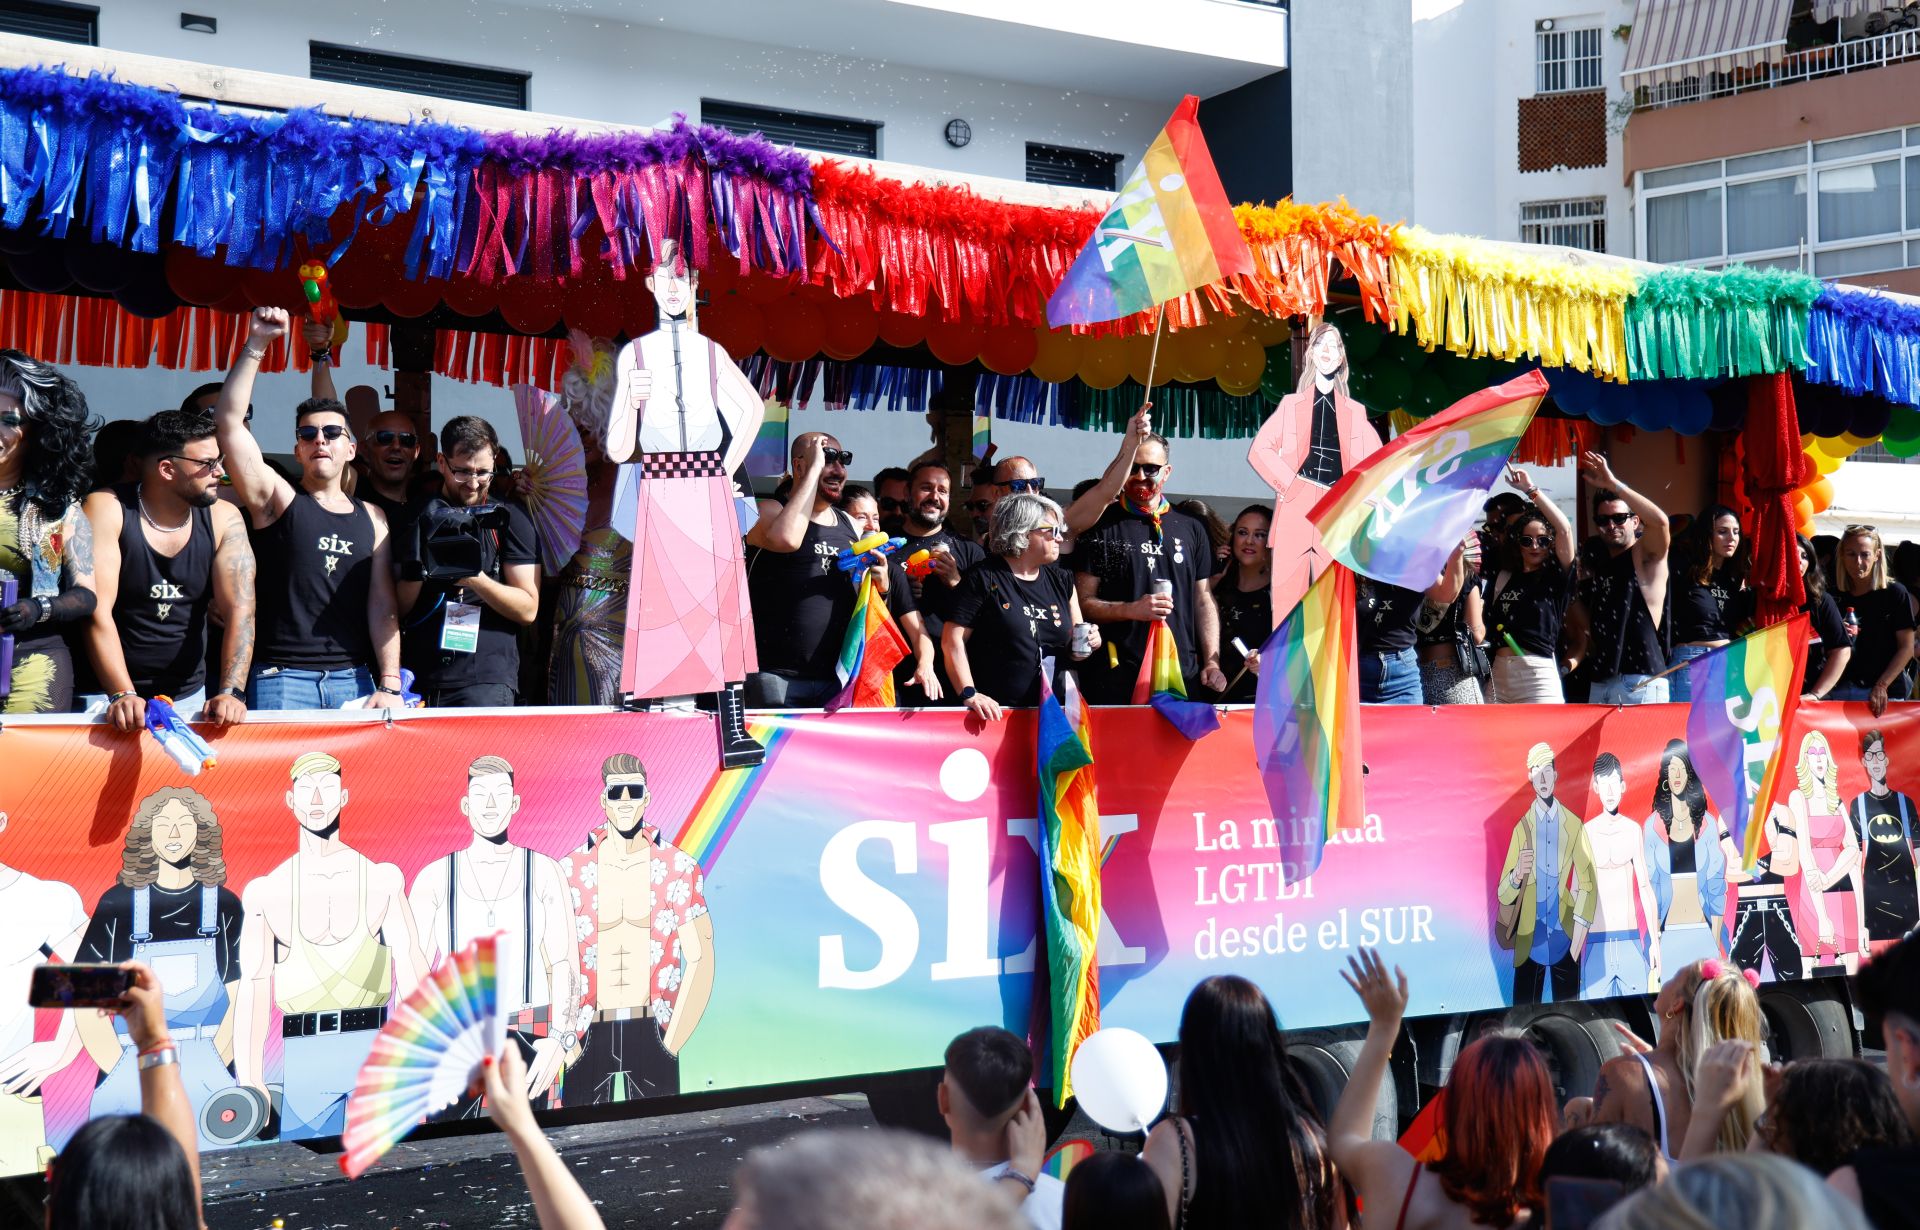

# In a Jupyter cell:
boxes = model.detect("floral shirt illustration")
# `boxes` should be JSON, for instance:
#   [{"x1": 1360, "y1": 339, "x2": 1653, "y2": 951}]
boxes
[{"x1": 555, "y1": 821, "x2": 708, "y2": 1037}]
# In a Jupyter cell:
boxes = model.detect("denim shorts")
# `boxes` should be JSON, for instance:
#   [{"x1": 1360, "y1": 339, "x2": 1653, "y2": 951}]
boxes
[{"x1": 248, "y1": 665, "x2": 373, "y2": 711}]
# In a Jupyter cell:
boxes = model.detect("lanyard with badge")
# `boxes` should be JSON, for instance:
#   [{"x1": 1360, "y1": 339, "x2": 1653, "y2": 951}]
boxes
[{"x1": 441, "y1": 593, "x2": 482, "y2": 653}]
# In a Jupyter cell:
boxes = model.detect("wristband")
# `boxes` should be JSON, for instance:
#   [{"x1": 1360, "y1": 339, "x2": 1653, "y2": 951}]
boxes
[
  {"x1": 309, "y1": 346, "x2": 332, "y2": 363},
  {"x1": 108, "y1": 690, "x2": 138, "y2": 703},
  {"x1": 242, "y1": 343, "x2": 268, "y2": 363},
  {"x1": 138, "y1": 1038, "x2": 176, "y2": 1057},
  {"x1": 138, "y1": 1047, "x2": 178, "y2": 1071},
  {"x1": 34, "y1": 596, "x2": 52, "y2": 625},
  {"x1": 999, "y1": 1168, "x2": 1037, "y2": 1195},
  {"x1": 213, "y1": 686, "x2": 244, "y2": 700}
]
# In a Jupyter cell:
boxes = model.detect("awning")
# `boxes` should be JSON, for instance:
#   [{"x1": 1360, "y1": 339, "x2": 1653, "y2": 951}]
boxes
[
  {"x1": 1622, "y1": 0, "x2": 1794, "y2": 91},
  {"x1": 1811, "y1": 1, "x2": 1877, "y2": 20}
]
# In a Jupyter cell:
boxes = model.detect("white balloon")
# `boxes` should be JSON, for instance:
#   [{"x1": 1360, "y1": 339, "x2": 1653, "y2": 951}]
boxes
[{"x1": 1069, "y1": 1027, "x2": 1168, "y2": 1133}]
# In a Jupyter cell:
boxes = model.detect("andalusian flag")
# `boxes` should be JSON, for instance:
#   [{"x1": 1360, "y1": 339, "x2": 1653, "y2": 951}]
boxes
[
  {"x1": 1037, "y1": 666, "x2": 1102, "y2": 1104},
  {"x1": 1685, "y1": 615, "x2": 1810, "y2": 868},
  {"x1": 1310, "y1": 370, "x2": 1550, "y2": 590},
  {"x1": 1253, "y1": 564, "x2": 1362, "y2": 886},
  {"x1": 1132, "y1": 619, "x2": 1220, "y2": 739},
  {"x1": 1045, "y1": 95, "x2": 1253, "y2": 327},
  {"x1": 825, "y1": 572, "x2": 909, "y2": 712}
]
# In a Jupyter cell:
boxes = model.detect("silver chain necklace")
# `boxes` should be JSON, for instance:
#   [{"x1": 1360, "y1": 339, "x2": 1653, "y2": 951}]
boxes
[{"x1": 136, "y1": 486, "x2": 190, "y2": 534}]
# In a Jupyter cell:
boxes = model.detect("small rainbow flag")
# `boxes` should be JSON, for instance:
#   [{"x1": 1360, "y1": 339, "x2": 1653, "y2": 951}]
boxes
[
  {"x1": 1037, "y1": 667, "x2": 1102, "y2": 1105},
  {"x1": 670, "y1": 718, "x2": 792, "y2": 872},
  {"x1": 1132, "y1": 618, "x2": 1219, "y2": 739},
  {"x1": 1253, "y1": 563, "x2": 1362, "y2": 886},
  {"x1": 1309, "y1": 370, "x2": 1549, "y2": 591},
  {"x1": 1685, "y1": 614, "x2": 1810, "y2": 868},
  {"x1": 827, "y1": 570, "x2": 910, "y2": 712},
  {"x1": 745, "y1": 394, "x2": 788, "y2": 478},
  {"x1": 973, "y1": 409, "x2": 991, "y2": 461},
  {"x1": 1043, "y1": 1138, "x2": 1098, "y2": 1182},
  {"x1": 1045, "y1": 95, "x2": 1253, "y2": 328}
]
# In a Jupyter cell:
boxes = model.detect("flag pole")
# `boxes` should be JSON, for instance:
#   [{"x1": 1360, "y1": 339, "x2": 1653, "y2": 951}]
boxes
[{"x1": 1143, "y1": 303, "x2": 1168, "y2": 392}]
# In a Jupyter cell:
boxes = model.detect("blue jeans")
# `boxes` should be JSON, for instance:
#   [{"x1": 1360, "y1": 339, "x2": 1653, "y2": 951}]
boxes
[
  {"x1": 1590, "y1": 673, "x2": 1669, "y2": 706},
  {"x1": 1359, "y1": 646, "x2": 1423, "y2": 704},
  {"x1": 1667, "y1": 643, "x2": 1720, "y2": 702},
  {"x1": 79, "y1": 685, "x2": 207, "y2": 719},
  {"x1": 248, "y1": 665, "x2": 373, "y2": 711}
]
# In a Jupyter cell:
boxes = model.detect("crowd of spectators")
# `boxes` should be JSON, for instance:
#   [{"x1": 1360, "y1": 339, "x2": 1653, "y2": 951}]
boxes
[
  {"x1": 5, "y1": 329, "x2": 1919, "y2": 721},
  {"x1": 60, "y1": 934, "x2": 1920, "y2": 1230}
]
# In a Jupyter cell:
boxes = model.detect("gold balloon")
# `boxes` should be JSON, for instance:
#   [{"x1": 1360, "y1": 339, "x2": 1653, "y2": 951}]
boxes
[
  {"x1": 1078, "y1": 335, "x2": 1130, "y2": 390},
  {"x1": 1030, "y1": 328, "x2": 1081, "y2": 384}
]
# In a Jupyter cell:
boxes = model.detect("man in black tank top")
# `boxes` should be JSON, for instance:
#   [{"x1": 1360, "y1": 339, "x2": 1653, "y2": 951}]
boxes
[
  {"x1": 79, "y1": 410, "x2": 255, "y2": 729},
  {"x1": 1574, "y1": 451, "x2": 1672, "y2": 706},
  {"x1": 743, "y1": 432, "x2": 862, "y2": 706},
  {"x1": 215, "y1": 308, "x2": 405, "y2": 711}
]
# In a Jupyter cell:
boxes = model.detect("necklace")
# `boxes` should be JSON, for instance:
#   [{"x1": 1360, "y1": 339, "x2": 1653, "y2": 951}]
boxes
[
  {"x1": 462, "y1": 848, "x2": 516, "y2": 928},
  {"x1": 136, "y1": 487, "x2": 190, "y2": 533}
]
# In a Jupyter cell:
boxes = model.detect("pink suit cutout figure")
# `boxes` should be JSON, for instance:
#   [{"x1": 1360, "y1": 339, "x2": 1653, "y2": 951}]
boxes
[{"x1": 1247, "y1": 323, "x2": 1382, "y2": 625}]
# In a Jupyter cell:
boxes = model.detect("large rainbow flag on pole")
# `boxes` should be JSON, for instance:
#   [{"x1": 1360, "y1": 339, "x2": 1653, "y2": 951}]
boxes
[
  {"x1": 1045, "y1": 95, "x2": 1253, "y2": 328},
  {"x1": 1309, "y1": 370, "x2": 1550, "y2": 590},
  {"x1": 1253, "y1": 564, "x2": 1362, "y2": 886},
  {"x1": 1036, "y1": 664, "x2": 1103, "y2": 1104},
  {"x1": 1684, "y1": 614, "x2": 1810, "y2": 868},
  {"x1": 825, "y1": 571, "x2": 909, "y2": 712},
  {"x1": 1131, "y1": 618, "x2": 1220, "y2": 739}
]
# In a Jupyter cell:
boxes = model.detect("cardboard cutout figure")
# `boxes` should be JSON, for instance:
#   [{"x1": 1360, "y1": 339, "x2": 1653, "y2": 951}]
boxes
[
  {"x1": 1584, "y1": 753, "x2": 1661, "y2": 997},
  {"x1": 1248, "y1": 322, "x2": 1382, "y2": 624},
  {"x1": 0, "y1": 811, "x2": 87, "y2": 1172},
  {"x1": 607, "y1": 244, "x2": 764, "y2": 768},
  {"x1": 1644, "y1": 740, "x2": 1729, "y2": 973},
  {"x1": 1496, "y1": 742, "x2": 1596, "y2": 1005},
  {"x1": 1848, "y1": 728, "x2": 1920, "y2": 955}
]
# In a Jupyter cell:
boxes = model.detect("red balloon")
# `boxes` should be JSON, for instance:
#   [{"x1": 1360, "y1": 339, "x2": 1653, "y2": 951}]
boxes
[
  {"x1": 499, "y1": 279, "x2": 564, "y2": 335},
  {"x1": 925, "y1": 319, "x2": 986, "y2": 366},
  {"x1": 619, "y1": 276, "x2": 659, "y2": 338},
  {"x1": 701, "y1": 296, "x2": 765, "y2": 361},
  {"x1": 443, "y1": 272, "x2": 500, "y2": 319},
  {"x1": 979, "y1": 325, "x2": 1039, "y2": 375},
  {"x1": 208, "y1": 288, "x2": 254, "y2": 316},
  {"x1": 696, "y1": 256, "x2": 739, "y2": 298},
  {"x1": 164, "y1": 246, "x2": 237, "y2": 307},
  {"x1": 762, "y1": 299, "x2": 825, "y2": 362},
  {"x1": 383, "y1": 275, "x2": 445, "y2": 319},
  {"x1": 242, "y1": 263, "x2": 304, "y2": 310},
  {"x1": 876, "y1": 311, "x2": 926, "y2": 350},
  {"x1": 740, "y1": 273, "x2": 801, "y2": 306},
  {"x1": 821, "y1": 299, "x2": 880, "y2": 361}
]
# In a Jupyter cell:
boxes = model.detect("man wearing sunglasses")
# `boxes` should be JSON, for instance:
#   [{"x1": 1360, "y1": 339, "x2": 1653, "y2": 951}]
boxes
[
  {"x1": 555, "y1": 753, "x2": 715, "y2": 1103},
  {"x1": 1072, "y1": 432, "x2": 1228, "y2": 704},
  {"x1": 895, "y1": 459, "x2": 985, "y2": 703},
  {"x1": 1572, "y1": 450, "x2": 1672, "y2": 706},
  {"x1": 214, "y1": 308, "x2": 405, "y2": 711},
  {"x1": 78, "y1": 409, "x2": 254, "y2": 730},
  {"x1": 874, "y1": 466, "x2": 912, "y2": 538},
  {"x1": 744, "y1": 431, "x2": 864, "y2": 708}
]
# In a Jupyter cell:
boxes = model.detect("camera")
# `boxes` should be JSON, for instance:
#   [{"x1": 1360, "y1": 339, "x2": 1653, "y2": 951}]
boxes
[{"x1": 405, "y1": 498, "x2": 511, "y2": 583}]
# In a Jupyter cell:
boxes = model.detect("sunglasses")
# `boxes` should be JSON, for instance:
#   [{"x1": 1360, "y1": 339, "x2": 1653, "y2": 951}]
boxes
[
  {"x1": 822, "y1": 448, "x2": 854, "y2": 466},
  {"x1": 1516, "y1": 534, "x2": 1553, "y2": 549},
  {"x1": 448, "y1": 467, "x2": 494, "y2": 482},
  {"x1": 878, "y1": 497, "x2": 908, "y2": 513},
  {"x1": 1845, "y1": 524, "x2": 1878, "y2": 536},
  {"x1": 1006, "y1": 477, "x2": 1048, "y2": 494},
  {"x1": 604, "y1": 783, "x2": 649, "y2": 801},
  {"x1": 374, "y1": 430, "x2": 418, "y2": 448},
  {"x1": 966, "y1": 499, "x2": 993, "y2": 514},
  {"x1": 1034, "y1": 525, "x2": 1066, "y2": 540},
  {"x1": 167, "y1": 453, "x2": 224, "y2": 474},
  {"x1": 1594, "y1": 512, "x2": 1635, "y2": 527},
  {"x1": 1129, "y1": 463, "x2": 1165, "y2": 479},
  {"x1": 296, "y1": 424, "x2": 350, "y2": 443}
]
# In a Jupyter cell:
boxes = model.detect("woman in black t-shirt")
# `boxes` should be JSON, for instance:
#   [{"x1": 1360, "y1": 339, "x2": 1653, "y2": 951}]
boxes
[
  {"x1": 1205, "y1": 505, "x2": 1272, "y2": 703},
  {"x1": 1484, "y1": 469, "x2": 1576, "y2": 704},
  {"x1": 1798, "y1": 533, "x2": 1852, "y2": 701},
  {"x1": 945, "y1": 492, "x2": 1098, "y2": 720},
  {"x1": 1668, "y1": 505, "x2": 1751, "y2": 702},
  {"x1": 1833, "y1": 525, "x2": 1917, "y2": 716}
]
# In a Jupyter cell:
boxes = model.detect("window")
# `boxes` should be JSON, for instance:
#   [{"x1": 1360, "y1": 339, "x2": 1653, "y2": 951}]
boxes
[
  {"x1": 0, "y1": 0, "x2": 97, "y2": 44},
  {"x1": 701, "y1": 100, "x2": 879, "y2": 159},
  {"x1": 1727, "y1": 174, "x2": 1807, "y2": 253},
  {"x1": 310, "y1": 43, "x2": 528, "y2": 110},
  {"x1": 1536, "y1": 25, "x2": 1602, "y2": 93},
  {"x1": 1818, "y1": 162, "x2": 1902, "y2": 242},
  {"x1": 1520, "y1": 198, "x2": 1607, "y2": 251},
  {"x1": 1026, "y1": 143, "x2": 1123, "y2": 191},
  {"x1": 1647, "y1": 188, "x2": 1723, "y2": 263}
]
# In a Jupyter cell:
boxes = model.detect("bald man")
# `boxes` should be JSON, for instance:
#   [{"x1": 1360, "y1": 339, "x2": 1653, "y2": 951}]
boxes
[{"x1": 743, "y1": 432, "x2": 864, "y2": 707}]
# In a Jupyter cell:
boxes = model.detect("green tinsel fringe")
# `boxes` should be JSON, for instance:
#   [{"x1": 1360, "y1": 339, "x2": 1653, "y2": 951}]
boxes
[
  {"x1": 1624, "y1": 265, "x2": 1822, "y2": 381},
  {"x1": 1073, "y1": 381, "x2": 1270, "y2": 439}
]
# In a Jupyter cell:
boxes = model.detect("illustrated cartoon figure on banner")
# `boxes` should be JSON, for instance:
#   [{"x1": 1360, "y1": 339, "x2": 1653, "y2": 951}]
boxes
[
  {"x1": 1583, "y1": 753, "x2": 1660, "y2": 998},
  {"x1": 74, "y1": 788, "x2": 250, "y2": 1148},
  {"x1": 1848, "y1": 729, "x2": 1919, "y2": 955},
  {"x1": 1496, "y1": 743, "x2": 1595, "y2": 1005},
  {"x1": 1774, "y1": 731, "x2": 1863, "y2": 974},
  {"x1": 1247, "y1": 323, "x2": 1382, "y2": 623},
  {"x1": 0, "y1": 810, "x2": 88, "y2": 1173},
  {"x1": 548, "y1": 331, "x2": 631, "y2": 708},
  {"x1": 234, "y1": 752, "x2": 425, "y2": 1140},
  {"x1": 558, "y1": 754, "x2": 715, "y2": 1104},
  {"x1": 1645, "y1": 740, "x2": 1729, "y2": 972},
  {"x1": 406, "y1": 756, "x2": 580, "y2": 1107},
  {"x1": 607, "y1": 241, "x2": 765, "y2": 768},
  {"x1": 1724, "y1": 793, "x2": 1804, "y2": 983}
]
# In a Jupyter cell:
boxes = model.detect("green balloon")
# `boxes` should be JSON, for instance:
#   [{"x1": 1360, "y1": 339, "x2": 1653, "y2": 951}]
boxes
[
  {"x1": 1411, "y1": 368, "x2": 1450, "y2": 416},
  {"x1": 1885, "y1": 409, "x2": 1920, "y2": 457},
  {"x1": 1371, "y1": 361, "x2": 1414, "y2": 409},
  {"x1": 1343, "y1": 323, "x2": 1384, "y2": 363}
]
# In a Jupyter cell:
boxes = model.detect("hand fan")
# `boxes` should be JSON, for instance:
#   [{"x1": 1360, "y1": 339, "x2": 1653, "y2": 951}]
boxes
[{"x1": 340, "y1": 934, "x2": 505, "y2": 1177}]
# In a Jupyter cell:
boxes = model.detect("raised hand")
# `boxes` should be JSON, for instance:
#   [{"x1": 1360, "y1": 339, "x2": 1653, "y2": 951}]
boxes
[
  {"x1": 1340, "y1": 946, "x2": 1408, "y2": 1028},
  {"x1": 249, "y1": 307, "x2": 290, "y2": 344}
]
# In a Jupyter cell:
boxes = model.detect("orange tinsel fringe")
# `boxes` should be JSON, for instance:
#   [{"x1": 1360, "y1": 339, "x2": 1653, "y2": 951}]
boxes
[{"x1": 1510, "y1": 416, "x2": 1602, "y2": 467}]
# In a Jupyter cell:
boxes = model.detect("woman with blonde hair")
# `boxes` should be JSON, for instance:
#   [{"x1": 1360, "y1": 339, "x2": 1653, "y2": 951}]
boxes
[
  {"x1": 1832, "y1": 524, "x2": 1916, "y2": 717},
  {"x1": 1596, "y1": 1153, "x2": 1868, "y2": 1230},
  {"x1": 1775, "y1": 729, "x2": 1864, "y2": 973}
]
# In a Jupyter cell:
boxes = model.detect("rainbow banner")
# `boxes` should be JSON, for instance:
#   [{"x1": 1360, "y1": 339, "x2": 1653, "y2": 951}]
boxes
[
  {"x1": 670, "y1": 718, "x2": 792, "y2": 871},
  {"x1": 1037, "y1": 667, "x2": 1102, "y2": 1102},
  {"x1": 745, "y1": 394, "x2": 788, "y2": 478},
  {"x1": 1045, "y1": 94, "x2": 1253, "y2": 328},
  {"x1": 1132, "y1": 618, "x2": 1219, "y2": 739},
  {"x1": 1685, "y1": 615, "x2": 1810, "y2": 868},
  {"x1": 1309, "y1": 370, "x2": 1550, "y2": 590},
  {"x1": 1253, "y1": 563, "x2": 1362, "y2": 885},
  {"x1": 827, "y1": 571, "x2": 909, "y2": 713}
]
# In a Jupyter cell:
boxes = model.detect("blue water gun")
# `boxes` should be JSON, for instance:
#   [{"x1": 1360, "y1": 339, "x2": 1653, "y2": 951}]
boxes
[
  {"x1": 0, "y1": 577, "x2": 14, "y2": 700},
  {"x1": 835, "y1": 532, "x2": 904, "y2": 575},
  {"x1": 145, "y1": 695, "x2": 216, "y2": 776}
]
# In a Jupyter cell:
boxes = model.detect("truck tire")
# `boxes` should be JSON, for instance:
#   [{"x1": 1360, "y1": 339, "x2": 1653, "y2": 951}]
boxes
[
  {"x1": 1524, "y1": 1013, "x2": 1606, "y2": 1105},
  {"x1": 1760, "y1": 987, "x2": 1856, "y2": 1062},
  {"x1": 1289, "y1": 1035, "x2": 1397, "y2": 1139}
]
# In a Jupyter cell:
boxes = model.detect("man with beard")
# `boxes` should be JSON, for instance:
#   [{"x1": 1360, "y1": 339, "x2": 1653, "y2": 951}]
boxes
[
  {"x1": 1850, "y1": 729, "x2": 1920, "y2": 955},
  {"x1": 557, "y1": 753, "x2": 715, "y2": 1103},
  {"x1": 874, "y1": 466, "x2": 911, "y2": 538},
  {"x1": 79, "y1": 410, "x2": 254, "y2": 727},
  {"x1": 895, "y1": 460, "x2": 985, "y2": 702},
  {"x1": 1572, "y1": 450, "x2": 1672, "y2": 705},
  {"x1": 744, "y1": 431, "x2": 862, "y2": 707}
]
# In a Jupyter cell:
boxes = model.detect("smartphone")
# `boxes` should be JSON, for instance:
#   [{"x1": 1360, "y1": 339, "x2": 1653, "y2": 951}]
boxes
[
  {"x1": 1544, "y1": 1176, "x2": 1626, "y2": 1230},
  {"x1": 27, "y1": 963, "x2": 133, "y2": 1010}
]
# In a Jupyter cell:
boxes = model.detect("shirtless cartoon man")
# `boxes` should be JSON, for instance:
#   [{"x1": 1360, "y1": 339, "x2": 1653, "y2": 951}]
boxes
[
  {"x1": 235, "y1": 752, "x2": 424, "y2": 1139},
  {"x1": 1582, "y1": 753, "x2": 1661, "y2": 998},
  {"x1": 557, "y1": 753, "x2": 716, "y2": 1103},
  {"x1": 408, "y1": 755, "x2": 579, "y2": 1105},
  {"x1": 0, "y1": 811, "x2": 88, "y2": 1176}
]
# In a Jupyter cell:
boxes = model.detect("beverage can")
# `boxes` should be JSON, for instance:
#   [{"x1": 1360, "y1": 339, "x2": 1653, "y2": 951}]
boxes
[
  {"x1": 1151, "y1": 579, "x2": 1174, "y2": 598},
  {"x1": 1072, "y1": 622, "x2": 1093, "y2": 658}
]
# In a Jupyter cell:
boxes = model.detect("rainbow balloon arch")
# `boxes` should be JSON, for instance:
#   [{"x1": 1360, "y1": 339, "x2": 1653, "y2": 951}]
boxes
[{"x1": 3, "y1": 63, "x2": 1919, "y2": 532}]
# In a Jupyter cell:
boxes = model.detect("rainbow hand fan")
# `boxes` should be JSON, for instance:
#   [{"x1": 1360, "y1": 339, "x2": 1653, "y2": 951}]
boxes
[{"x1": 340, "y1": 934, "x2": 505, "y2": 1177}]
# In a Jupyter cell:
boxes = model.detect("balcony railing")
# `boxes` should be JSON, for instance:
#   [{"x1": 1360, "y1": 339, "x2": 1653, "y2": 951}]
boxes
[{"x1": 1631, "y1": 25, "x2": 1920, "y2": 111}]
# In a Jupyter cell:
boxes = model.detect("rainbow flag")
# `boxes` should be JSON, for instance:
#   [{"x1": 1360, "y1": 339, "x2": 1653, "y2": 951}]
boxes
[
  {"x1": 670, "y1": 718, "x2": 792, "y2": 871},
  {"x1": 1309, "y1": 370, "x2": 1550, "y2": 591},
  {"x1": 1253, "y1": 563, "x2": 1362, "y2": 885},
  {"x1": 745, "y1": 394, "x2": 788, "y2": 478},
  {"x1": 1045, "y1": 95, "x2": 1253, "y2": 327},
  {"x1": 1131, "y1": 618, "x2": 1219, "y2": 739},
  {"x1": 1685, "y1": 615, "x2": 1810, "y2": 868},
  {"x1": 1037, "y1": 667, "x2": 1102, "y2": 1104},
  {"x1": 826, "y1": 571, "x2": 909, "y2": 712},
  {"x1": 1042, "y1": 1139, "x2": 1098, "y2": 1182}
]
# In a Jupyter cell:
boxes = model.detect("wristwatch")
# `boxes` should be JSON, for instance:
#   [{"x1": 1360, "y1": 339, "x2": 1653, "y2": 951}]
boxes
[
  {"x1": 213, "y1": 686, "x2": 244, "y2": 700},
  {"x1": 959, "y1": 686, "x2": 978, "y2": 701}
]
